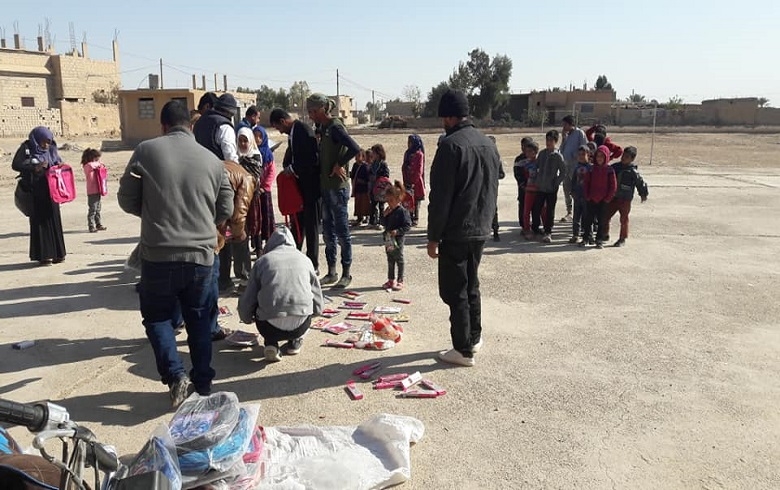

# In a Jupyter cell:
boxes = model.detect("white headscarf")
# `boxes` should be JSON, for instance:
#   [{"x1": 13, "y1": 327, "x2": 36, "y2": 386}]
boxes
[{"x1": 237, "y1": 127, "x2": 261, "y2": 159}]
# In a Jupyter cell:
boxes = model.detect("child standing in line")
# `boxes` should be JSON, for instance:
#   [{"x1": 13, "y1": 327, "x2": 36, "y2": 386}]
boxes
[
  {"x1": 367, "y1": 144, "x2": 391, "y2": 229},
  {"x1": 605, "y1": 146, "x2": 648, "y2": 247},
  {"x1": 350, "y1": 149, "x2": 371, "y2": 226},
  {"x1": 568, "y1": 144, "x2": 592, "y2": 244},
  {"x1": 513, "y1": 137, "x2": 534, "y2": 228},
  {"x1": 253, "y1": 126, "x2": 277, "y2": 248},
  {"x1": 522, "y1": 141, "x2": 548, "y2": 240},
  {"x1": 81, "y1": 148, "x2": 107, "y2": 233},
  {"x1": 381, "y1": 181, "x2": 412, "y2": 291},
  {"x1": 581, "y1": 145, "x2": 617, "y2": 249}
]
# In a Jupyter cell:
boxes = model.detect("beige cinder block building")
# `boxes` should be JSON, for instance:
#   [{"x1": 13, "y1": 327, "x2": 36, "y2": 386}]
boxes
[
  {"x1": 528, "y1": 89, "x2": 617, "y2": 124},
  {"x1": 118, "y1": 88, "x2": 256, "y2": 145},
  {"x1": 0, "y1": 32, "x2": 121, "y2": 138}
]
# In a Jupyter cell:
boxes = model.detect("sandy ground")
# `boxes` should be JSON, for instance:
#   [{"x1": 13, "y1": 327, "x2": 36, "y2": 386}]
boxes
[{"x1": 1, "y1": 130, "x2": 779, "y2": 489}]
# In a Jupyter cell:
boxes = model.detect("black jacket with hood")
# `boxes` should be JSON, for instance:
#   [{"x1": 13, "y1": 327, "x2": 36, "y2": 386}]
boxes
[
  {"x1": 427, "y1": 121, "x2": 500, "y2": 243},
  {"x1": 611, "y1": 162, "x2": 648, "y2": 201}
]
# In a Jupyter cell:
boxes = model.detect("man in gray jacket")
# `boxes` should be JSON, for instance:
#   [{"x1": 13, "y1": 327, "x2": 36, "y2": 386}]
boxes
[
  {"x1": 560, "y1": 115, "x2": 587, "y2": 220},
  {"x1": 532, "y1": 130, "x2": 567, "y2": 243},
  {"x1": 238, "y1": 226, "x2": 323, "y2": 362},
  {"x1": 118, "y1": 101, "x2": 234, "y2": 407}
]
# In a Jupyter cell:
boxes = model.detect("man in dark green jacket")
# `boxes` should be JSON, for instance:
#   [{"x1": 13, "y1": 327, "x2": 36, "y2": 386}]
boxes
[
  {"x1": 306, "y1": 94, "x2": 361, "y2": 288},
  {"x1": 427, "y1": 89, "x2": 500, "y2": 367}
]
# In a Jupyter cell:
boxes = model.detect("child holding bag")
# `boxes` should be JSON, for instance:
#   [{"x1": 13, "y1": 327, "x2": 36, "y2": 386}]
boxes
[
  {"x1": 81, "y1": 148, "x2": 107, "y2": 232},
  {"x1": 381, "y1": 181, "x2": 412, "y2": 291}
]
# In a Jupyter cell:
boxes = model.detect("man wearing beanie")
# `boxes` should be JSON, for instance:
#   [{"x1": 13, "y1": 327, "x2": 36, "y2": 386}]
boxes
[
  {"x1": 306, "y1": 93, "x2": 361, "y2": 288},
  {"x1": 193, "y1": 93, "x2": 239, "y2": 162},
  {"x1": 427, "y1": 89, "x2": 500, "y2": 367}
]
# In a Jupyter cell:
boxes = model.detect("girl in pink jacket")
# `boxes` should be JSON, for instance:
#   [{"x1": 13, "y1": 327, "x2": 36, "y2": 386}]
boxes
[
  {"x1": 401, "y1": 134, "x2": 426, "y2": 226},
  {"x1": 81, "y1": 148, "x2": 107, "y2": 232}
]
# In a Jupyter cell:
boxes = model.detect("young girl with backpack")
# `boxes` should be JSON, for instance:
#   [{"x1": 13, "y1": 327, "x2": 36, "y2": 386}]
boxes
[{"x1": 81, "y1": 148, "x2": 108, "y2": 233}]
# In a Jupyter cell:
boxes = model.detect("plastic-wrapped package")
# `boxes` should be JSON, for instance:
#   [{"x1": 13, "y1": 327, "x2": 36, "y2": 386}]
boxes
[
  {"x1": 369, "y1": 315, "x2": 403, "y2": 343},
  {"x1": 181, "y1": 459, "x2": 246, "y2": 490},
  {"x1": 123, "y1": 423, "x2": 182, "y2": 490},
  {"x1": 170, "y1": 392, "x2": 241, "y2": 451},
  {"x1": 184, "y1": 427, "x2": 267, "y2": 490}
]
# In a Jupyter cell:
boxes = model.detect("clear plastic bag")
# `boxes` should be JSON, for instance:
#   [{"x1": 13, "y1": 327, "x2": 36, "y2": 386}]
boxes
[
  {"x1": 169, "y1": 392, "x2": 241, "y2": 451},
  {"x1": 123, "y1": 423, "x2": 182, "y2": 490},
  {"x1": 176, "y1": 403, "x2": 260, "y2": 477}
]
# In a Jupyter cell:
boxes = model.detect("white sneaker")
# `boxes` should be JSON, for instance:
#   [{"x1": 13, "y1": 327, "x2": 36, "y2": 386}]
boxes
[
  {"x1": 264, "y1": 345, "x2": 281, "y2": 362},
  {"x1": 438, "y1": 349, "x2": 475, "y2": 367},
  {"x1": 471, "y1": 338, "x2": 484, "y2": 353}
]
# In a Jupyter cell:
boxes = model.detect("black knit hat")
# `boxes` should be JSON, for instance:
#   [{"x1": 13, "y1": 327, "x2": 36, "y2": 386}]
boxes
[{"x1": 438, "y1": 89, "x2": 469, "y2": 117}]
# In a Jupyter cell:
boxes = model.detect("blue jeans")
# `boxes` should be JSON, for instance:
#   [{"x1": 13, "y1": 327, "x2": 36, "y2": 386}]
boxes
[
  {"x1": 140, "y1": 260, "x2": 216, "y2": 395},
  {"x1": 172, "y1": 254, "x2": 221, "y2": 336},
  {"x1": 321, "y1": 187, "x2": 352, "y2": 268}
]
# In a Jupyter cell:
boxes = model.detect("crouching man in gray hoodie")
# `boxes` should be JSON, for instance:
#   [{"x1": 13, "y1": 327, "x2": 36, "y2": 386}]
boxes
[{"x1": 238, "y1": 226, "x2": 324, "y2": 362}]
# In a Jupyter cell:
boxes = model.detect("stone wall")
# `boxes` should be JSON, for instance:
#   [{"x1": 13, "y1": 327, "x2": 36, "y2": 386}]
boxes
[
  {"x1": 0, "y1": 108, "x2": 62, "y2": 138},
  {"x1": 757, "y1": 108, "x2": 780, "y2": 126},
  {"x1": 59, "y1": 101, "x2": 120, "y2": 137},
  {"x1": 51, "y1": 55, "x2": 121, "y2": 101}
]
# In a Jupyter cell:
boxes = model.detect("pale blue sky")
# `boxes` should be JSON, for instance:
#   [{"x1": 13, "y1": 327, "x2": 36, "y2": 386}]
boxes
[{"x1": 4, "y1": 0, "x2": 779, "y2": 108}]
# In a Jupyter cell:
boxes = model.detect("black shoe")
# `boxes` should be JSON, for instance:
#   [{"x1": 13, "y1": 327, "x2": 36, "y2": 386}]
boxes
[
  {"x1": 333, "y1": 274, "x2": 352, "y2": 289},
  {"x1": 595, "y1": 241, "x2": 604, "y2": 249},
  {"x1": 211, "y1": 326, "x2": 233, "y2": 341},
  {"x1": 321, "y1": 269, "x2": 338, "y2": 285},
  {"x1": 493, "y1": 233, "x2": 500, "y2": 242},
  {"x1": 613, "y1": 239, "x2": 626, "y2": 247},
  {"x1": 568, "y1": 236, "x2": 578, "y2": 244},
  {"x1": 169, "y1": 376, "x2": 191, "y2": 408},
  {"x1": 282, "y1": 337, "x2": 303, "y2": 355}
]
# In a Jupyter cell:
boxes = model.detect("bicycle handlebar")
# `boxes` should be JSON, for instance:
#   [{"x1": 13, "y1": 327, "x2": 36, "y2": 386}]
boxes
[{"x1": 0, "y1": 398, "x2": 50, "y2": 432}]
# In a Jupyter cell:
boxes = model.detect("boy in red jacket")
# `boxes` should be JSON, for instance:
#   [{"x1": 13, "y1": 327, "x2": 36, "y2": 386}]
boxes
[
  {"x1": 586, "y1": 124, "x2": 623, "y2": 161},
  {"x1": 580, "y1": 145, "x2": 616, "y2": 249}
]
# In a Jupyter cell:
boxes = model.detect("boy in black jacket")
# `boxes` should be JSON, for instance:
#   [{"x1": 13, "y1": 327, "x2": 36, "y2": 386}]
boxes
[
  {"x1": 605, "y1": 146, "x2": 648, "y2": 247},
  {"x1": 381, "y1": 181, "x2": 412, "y2": 291},
  {"x1": 568, "y1": 145, "x2": 592, "y2": 244},
  {"x1": 512, "y1": 137, "x2": 534, "y2": 227}
]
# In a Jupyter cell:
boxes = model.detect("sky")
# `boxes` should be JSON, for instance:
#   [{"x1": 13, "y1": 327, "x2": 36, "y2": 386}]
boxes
[{"x1": 3, "y1": 0, "x2": 779, "y2": 109}]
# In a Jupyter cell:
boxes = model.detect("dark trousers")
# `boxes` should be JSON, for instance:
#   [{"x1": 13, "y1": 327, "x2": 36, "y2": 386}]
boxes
[
  {"x1": 87, "y1": 194, "x2": 102, "y2": 230},
  {"x1": 605, "y1": 199, "x2": 632, "y2": 239},
  {"x1": 532, "y1": 191, "x2": 558, "y2": 234},
  {"x1": 572, "y1": 198, "x2": 586, "y2": 237},
  {"x1": 412, "y1": 198, "x2": 423, "y2": 224},
  {"x1": 386, "y1": 236, "x2": 405, "y2": 281},
  {"x1": 218, "y1": 238, "x2": 251, "y2": 287},
  {"x1": 517, "y1": 188, "x2": 525, "y2": 227},
  {"x1": 492, "y1": 210, "x2": 499, "y2": 234},
  {"x1": 139, "y1": 260, "x2": 215, "y2": 395},
  {"x1": 295, "y1": 199, "x2": 321, "y2": 270},
  {"x1": 369, "y1": 199, "x2": 385, "y2": 226},
  {"x1": 172, "y1": 254, "x2": 221, "y2": 336},
  {"x1": 256, "y1": 316, "x2": 311, "y2": 347},
  {"x1": 583, "y1": 201, "x2": 609, "y2": 242},
  {"x1": 438, "y1": 240, "x2": 485, "y2": 358}
]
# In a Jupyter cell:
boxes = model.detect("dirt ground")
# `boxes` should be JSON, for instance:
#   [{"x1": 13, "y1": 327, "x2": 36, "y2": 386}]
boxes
[{"x1": 1, "y1": 129, "x2": 779, "y2": 489}]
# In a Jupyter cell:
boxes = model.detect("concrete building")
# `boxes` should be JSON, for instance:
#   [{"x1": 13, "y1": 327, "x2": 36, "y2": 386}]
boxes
[
  {"x1": 329, "y1": 94, "x2": 355, "y2": 126},
  {"x1": 701, "y1": 98, "x2": 759, "y2": 125},
  {"x1": 0, "y1": 32, "x2": 121, "y2": 138},
  {"x1": 385, "y1": 101, "x2": 416, "y2": 118},
  {"x1": 528, "y1": 89, "x2": 617, "y2": 124},
  {"x1": 118, "y1": 88, "x2": 256, "y2": 144}
]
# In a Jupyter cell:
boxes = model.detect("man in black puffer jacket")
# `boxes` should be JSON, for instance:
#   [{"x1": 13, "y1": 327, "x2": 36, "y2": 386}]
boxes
[{"x1": 427, "y1": 89, "x2": 500, "y2": 367}]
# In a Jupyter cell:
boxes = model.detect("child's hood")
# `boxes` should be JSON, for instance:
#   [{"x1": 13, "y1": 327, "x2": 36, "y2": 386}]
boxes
[
  {"x1": 595, "y1": 145, "x2": 611, "y2": 165},
  {"x1": 264, "y1": 226, "x2": 296, "y2": 253}
]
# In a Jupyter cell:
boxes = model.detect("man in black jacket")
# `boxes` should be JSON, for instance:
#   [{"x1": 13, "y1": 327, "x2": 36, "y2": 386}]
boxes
[
  {"x1": 427, "y1": 89, "x2": 500, "y2": 367},
  {"x1": 270, "y1": 109, "x2": 321, "y2": 273}
]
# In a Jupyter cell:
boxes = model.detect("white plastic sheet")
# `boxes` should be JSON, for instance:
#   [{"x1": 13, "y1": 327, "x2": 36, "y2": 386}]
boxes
[{"x1": 258, "y1": 413, "x2": 424, "y2": 490}]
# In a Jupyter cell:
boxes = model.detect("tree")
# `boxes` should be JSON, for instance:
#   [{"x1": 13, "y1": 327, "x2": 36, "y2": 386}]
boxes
[
  {"x1": 288, "y1": 81, "x2": 311, "y2": 112},
  {"x1": 595, "y1": 75, "x2": 613, "y2": 91},
  {"x1": 628, "y1": 93, "x2": 647, "y2": 104},
  {"x1": 423, "y1": 81, "x2": 451, "y2": 117},
  {"x1": 402, "y1": 85, "x2": 422, "y2": 117},
  {"x1": 665, "y1": 95, "x2": 684, "y2": 110},
  {"x1": 439, "y1": 48, "x2": 513, "y2": 119},
  {"x1": 758, "y1": 97, "x2": 770, "y2": 108},
  {"x1": 255, "y1": 85, "x2": 289, "y2": 111}
]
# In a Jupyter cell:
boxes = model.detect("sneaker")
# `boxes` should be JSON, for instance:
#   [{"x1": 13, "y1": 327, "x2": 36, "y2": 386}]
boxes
[
  {"x1": 211, "y1": 325, "x2": 233, "y2": 342},
  {"x1": 595, "y1": 241, "x2": 604, "y2": 249},
  {"x1": 542, "y1": 234, "x2": 552, "y2": 243},
  {"x1": 493, "y1": 231, "x2": 500, "y2": 242},
  {"x1": 89, "y1": 228, "x2": 98, "y2": 233},
  {"x1": 392, "y1": 281, "x2": 404, "y2": 291},
  {"x1": 568, "y1": 236, "x2": 578, "y2": 244},
  {"x1": 168, "y1": 376, "x2": 191, "y2": 408},
  {"x1": 282, "y1": 337, "x2": 303, "y2": 355},
  {"x1": 437, "y1": 349, "x2": 475, "y2": 367},
  {"x1": 381, "y1": 279, "x2": 396, "y2": 290},
  {"x1": 578, "y1": 239, "x2": 588, "y2": 248},
  {"x1": 321, "y1": 271, "x2": 339, "y2": 285},
  {"x1": 523, "y1": 231, "x2": 533, "y2": 241},
  {"x1": 96, "y1": 225, "x2": 107, "y2": 231},
  {"x1": 613, "y1": 238, "x2": 626, "y2": 247},
  {"x1": 471, "y1": 338, "x2": 484, "y2": 353},
  {"x1": 333, "y1": 274, "x2": 352, "y2": 289},
  {"x1": 264, "y1": 345, "x2": 281, "y2": 362}
]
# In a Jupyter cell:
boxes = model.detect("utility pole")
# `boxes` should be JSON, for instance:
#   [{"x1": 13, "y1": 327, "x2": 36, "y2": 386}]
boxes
[
  {"x1": 336, "y1": 69, "x2": 340, "y2": 117},
  {"x1": 372, "y1": 90, "x2": 376, "y2": 123},
  {"x1": 159, "y1": 58, "x2": 164, "y2": 89}
]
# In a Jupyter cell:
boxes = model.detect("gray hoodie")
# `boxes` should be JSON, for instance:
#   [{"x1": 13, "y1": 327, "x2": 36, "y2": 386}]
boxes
[{"x1": 238, "y1": 227, "x2": 323, "y2": 328}]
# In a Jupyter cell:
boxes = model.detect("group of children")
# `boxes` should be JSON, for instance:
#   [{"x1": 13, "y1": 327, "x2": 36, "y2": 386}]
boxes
[{"x1": 513, "y1": 129, "x2": 649, "y2": 248}]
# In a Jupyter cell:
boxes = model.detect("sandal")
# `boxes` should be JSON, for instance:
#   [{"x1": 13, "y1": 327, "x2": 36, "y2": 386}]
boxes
[
  {"x1": 381, "y1": 280, "x2": 395, "y2": 290},
  {"x1": 392, "y1": 281, "x2": 404, "y2": 291}
]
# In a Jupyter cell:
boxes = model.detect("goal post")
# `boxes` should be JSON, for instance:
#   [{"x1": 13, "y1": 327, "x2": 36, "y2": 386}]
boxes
[{"x1": 571, "y1": 101, "x2": 658, "y2": 165}]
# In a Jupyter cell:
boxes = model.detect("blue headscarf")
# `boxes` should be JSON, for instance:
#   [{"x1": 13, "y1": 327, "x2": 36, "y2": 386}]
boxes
[
  {"x1": 28, "y1": 126, "x2": 61, "y2": 167},
  {"x1": 403, "y1": 134, "x2": 424, "y2": 169},
  {"x1": 252, "y1": 126, "x2": 274, "y2": 165}
]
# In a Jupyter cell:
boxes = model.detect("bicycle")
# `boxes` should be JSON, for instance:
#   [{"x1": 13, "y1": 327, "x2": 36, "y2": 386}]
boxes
[{"x1": 0, "y1": 398, "x2": 119, "y2": 490}]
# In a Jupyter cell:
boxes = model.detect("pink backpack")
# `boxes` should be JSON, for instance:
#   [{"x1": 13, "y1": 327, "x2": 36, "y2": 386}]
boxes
[
  {"x1": 96, "y1": 166, "x2": 109, "y2": 196},
  {"x1": 47, "y1": 164, "x2": 77, "y2": 204}
]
